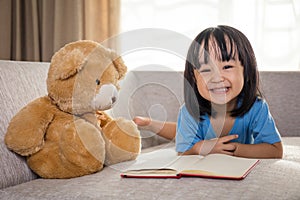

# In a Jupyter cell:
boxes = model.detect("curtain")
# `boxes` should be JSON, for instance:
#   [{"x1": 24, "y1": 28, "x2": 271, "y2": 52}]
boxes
[
  {"x1": 121, "y1": 0, "x2": 300, "y2": 71},
  {"x1": 0, "y1": 0, "x2": 120, "y2": 62}
]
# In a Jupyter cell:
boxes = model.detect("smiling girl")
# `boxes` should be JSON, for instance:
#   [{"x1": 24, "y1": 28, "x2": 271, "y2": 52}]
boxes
[{"x1": 134, "y1": 25, "x2": 283, "y2": 158}]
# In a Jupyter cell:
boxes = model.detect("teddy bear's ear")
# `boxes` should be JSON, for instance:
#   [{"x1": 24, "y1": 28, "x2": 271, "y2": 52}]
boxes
[
  {"x1": 49, "y1": 41, "x2": 98, "y2": 80},
  {"x1": 110, "y1": 51, "x2": 127, "y2": 80},
  {"x1": 51, "y1": 51, "x2": 87, "y2": 80}
]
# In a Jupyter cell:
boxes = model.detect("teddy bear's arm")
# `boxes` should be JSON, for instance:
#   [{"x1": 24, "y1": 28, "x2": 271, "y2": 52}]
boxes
[
  {"x1": 95, "y1": 111, "x2": 112, "y2": 128},
  {"x1": 5, "y1": 97, "x2": 55, "y2": 156},
  {"x1": 59, "y1": 118, "x2": 106, "y2": 170}
]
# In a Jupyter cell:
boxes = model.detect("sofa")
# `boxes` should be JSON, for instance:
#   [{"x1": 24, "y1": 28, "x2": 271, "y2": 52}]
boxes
[{"x1": 0, "y1": 60, "x2": 300, "y2": 199}]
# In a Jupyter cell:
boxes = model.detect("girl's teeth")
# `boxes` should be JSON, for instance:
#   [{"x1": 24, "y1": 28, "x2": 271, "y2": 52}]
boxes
[{"x1": 212, "y1": 88, "x2": 228, "y2": 93}]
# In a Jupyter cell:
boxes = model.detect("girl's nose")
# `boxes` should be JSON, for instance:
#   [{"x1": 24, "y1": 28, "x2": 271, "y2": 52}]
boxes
[{"x1": 210, "y1": 69, "x2": 224, "y2": 83}]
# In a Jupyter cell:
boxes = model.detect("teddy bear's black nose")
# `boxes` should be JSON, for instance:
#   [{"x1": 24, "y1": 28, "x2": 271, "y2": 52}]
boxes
[{"x1": 112, "y1": 96, "x2": 116, "y2": 104}]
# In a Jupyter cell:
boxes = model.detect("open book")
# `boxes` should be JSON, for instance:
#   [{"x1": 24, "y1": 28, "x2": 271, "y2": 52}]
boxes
[{"x1": 120, "y1": 148, "x2": 259, "y2": 180}]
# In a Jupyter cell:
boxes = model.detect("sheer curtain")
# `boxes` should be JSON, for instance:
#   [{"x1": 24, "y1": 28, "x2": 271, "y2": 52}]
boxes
[
  {"x1": 121, "y1": 0, "x2": 300, "y2": 71},
  {"x1": 0, "y1": 0, "x2": 120, "y2": 62}
]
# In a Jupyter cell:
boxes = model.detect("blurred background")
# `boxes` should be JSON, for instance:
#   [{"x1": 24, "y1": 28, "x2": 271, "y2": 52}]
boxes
[{"x1": 0, "y1": 0, "x2": 299, "y2": 71}]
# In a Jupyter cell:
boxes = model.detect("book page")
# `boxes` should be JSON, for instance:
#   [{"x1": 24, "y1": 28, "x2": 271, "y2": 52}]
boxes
[
  {"x1": 181, "y1": 154, "x2": 258, "y2": 177},
  {"x1": 120, "y1": 148, "x2": 258, "y2": 179},
  {"x1": 170, "y1": 155, "x2": 205, "y2": 172},
  {"x1": 122, "y1": 148, "x2": 179, "y2": 172}
]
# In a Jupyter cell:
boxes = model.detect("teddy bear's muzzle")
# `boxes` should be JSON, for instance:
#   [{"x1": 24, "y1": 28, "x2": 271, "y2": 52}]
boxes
[{"x1": 92, "y1": 83, "x2": 119, "y2": 110}]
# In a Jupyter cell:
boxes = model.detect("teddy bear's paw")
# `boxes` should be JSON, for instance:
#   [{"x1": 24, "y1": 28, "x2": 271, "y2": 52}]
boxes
[
  {"x1": 102, "y1": 118, "x2": 141, "y2": 165},
  {"x1": 26, "y1": 118, "x2": 106, "y2": 179},
  {"x1": 109, "y1": 118, "x2": 141, "y2": 138},
  {"x1": 96, "y1": 110, "x2": 112, "y2": 128},
  {"x1": 7, "y1": 139, "x2": 45, "y2": 156},
  {"x1": 71, "y1": 119, "x2": 106, "y2": 164}
]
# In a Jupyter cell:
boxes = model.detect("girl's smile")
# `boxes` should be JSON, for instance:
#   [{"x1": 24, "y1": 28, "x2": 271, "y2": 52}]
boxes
[
  {"x1": 194, "y1": 57, "x2": 244, "y2": 107},
  {"x1": 208, "y1": 85, "x2": 230, "y2": 94}
]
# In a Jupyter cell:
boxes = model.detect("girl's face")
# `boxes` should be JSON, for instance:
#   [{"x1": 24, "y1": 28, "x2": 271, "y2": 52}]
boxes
[{"x1": 194, "y1": 52, "x2": 244, "y2": 109}]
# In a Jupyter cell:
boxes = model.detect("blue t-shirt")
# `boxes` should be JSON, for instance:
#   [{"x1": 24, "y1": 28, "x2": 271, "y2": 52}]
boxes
[{"x1": 175, "y1": 98, "x2": 281, "y2": 152}]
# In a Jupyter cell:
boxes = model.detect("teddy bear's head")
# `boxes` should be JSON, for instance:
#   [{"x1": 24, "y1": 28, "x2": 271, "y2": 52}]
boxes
[{"x1": 47, "y1": 40, "x2": 127, "y2": 115}]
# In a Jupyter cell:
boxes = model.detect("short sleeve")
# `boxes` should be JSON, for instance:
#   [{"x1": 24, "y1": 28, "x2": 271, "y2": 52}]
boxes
[
  {"x1": 175, "y1": 104, "x2": 199, "y2": 152},
  {"x1": 250, "y1": 99, "x2": 281, "y2": 144}
]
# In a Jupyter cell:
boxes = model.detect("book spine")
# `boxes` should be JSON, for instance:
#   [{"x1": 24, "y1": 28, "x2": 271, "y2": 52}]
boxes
[{"x1": 120, "y1": 174, "x2": 181, "y2": 179}]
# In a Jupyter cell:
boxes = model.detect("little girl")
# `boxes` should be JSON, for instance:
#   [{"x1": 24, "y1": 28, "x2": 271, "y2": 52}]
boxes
[{"x1": 134, "y1": 25, "x2": 283, "y2": 158}]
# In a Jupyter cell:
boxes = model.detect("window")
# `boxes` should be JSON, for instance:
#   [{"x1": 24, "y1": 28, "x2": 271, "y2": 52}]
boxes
[{"x1": 121, "y1": 0, "x2": 300, "y2": 71}]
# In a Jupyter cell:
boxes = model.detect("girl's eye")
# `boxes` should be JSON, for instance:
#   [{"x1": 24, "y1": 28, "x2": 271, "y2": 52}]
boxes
[
  {"x1": 199, "y1": 69, "x2": 211, "y2": 73},
  {"x1": 96, "y1": 79, "x2": 101, "y2": 85},
  {"x1": 223, "y1": 65, "x2": 233, "y2": 70}
]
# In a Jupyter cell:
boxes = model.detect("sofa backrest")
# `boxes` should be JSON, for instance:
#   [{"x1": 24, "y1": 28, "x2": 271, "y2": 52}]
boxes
[
  {"x1": 0, "y1": 60, "x2": 49, "y2": 189},
  {"x1": 112, "y1": 69, "x2": 300, "y2": 148},
  {"x1": 1, "y1": 60, "x2": 299, "y2": 188},
  {"x1": 259, "y1": 72, "x2": 300, "y2": 137}
]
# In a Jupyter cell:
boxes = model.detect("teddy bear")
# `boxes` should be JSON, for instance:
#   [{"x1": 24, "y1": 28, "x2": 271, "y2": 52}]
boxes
[{"x1": 5, "y1": 40, "x2": 141, "y2": 178}]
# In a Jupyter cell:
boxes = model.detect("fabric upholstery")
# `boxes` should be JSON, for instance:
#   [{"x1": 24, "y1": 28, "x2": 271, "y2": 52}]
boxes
[
  {"x1": 260, "y1": 72, "x2": 300, "y2": 136},
  {"x1": 0, "y1": 137, "x2": 299, "y2": 199},
  {"x1": 0, "y1": 60, "x2": 49, "y2": 188},
  {"x1": 1, "y1": 60, "x2": 300, "y2": 199}
]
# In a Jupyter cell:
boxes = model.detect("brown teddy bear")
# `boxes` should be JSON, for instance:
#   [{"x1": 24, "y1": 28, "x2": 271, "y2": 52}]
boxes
[{"x1": 5, "y1": 40, "x2": 141, "y2": 178}]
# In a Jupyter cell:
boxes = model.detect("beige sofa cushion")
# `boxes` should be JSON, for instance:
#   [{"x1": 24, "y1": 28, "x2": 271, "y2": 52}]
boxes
[
  {"x1": 260, "y1": 71, "x2": 300, "y2": 136},
  {"x1": 1, "y1": 137, "x2": 300, "y2": 199},
  {"x1": 0, "y1": 60, "x2": 49, "y2": 188}
]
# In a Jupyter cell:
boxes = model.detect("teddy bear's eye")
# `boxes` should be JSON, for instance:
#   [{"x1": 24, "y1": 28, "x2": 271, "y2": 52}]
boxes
[{"x1": 96, "y1": 79, "x2": 101, "y2": 85}]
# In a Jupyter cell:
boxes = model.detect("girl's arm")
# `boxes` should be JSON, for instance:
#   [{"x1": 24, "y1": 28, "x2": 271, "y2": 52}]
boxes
[
  {"x1": 133, "y1": 117, "x2": 176, "y2": 140},
  {"x1": 232, "y1": 142, "x2": 283, "y2": 158},
  {"x1": 133, "y1": 116, "x2": 283, "y2": 158},
  {"x1": 180, "y1": 135, "x2": 283, "y2": 159},
  {"x1": 180, "y1": 135, "x2": 238, "y2": 156},
  {"x1": 235, "y1": 100, "x2": 283, "y2": 158}
]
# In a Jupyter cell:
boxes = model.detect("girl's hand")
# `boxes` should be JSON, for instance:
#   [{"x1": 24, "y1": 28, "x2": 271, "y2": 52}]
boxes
[
  {"x1": 133, "y1": 116, "x2": 164, "y2": 132},
  {"x1": 200, "y1": 135, "x2": 239, "y2": 156},
  {"x1": 133, "y1": 116, "x2": 176, "y2": 140},
  {"x1": 133, "y1": 116, "x2": 152, "y2": 130}
]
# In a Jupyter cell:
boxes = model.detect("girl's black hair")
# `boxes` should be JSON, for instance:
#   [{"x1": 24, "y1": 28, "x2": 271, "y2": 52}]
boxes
[{"x1": 184, "y1": 25, "x2": 262, "y2": 121}]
